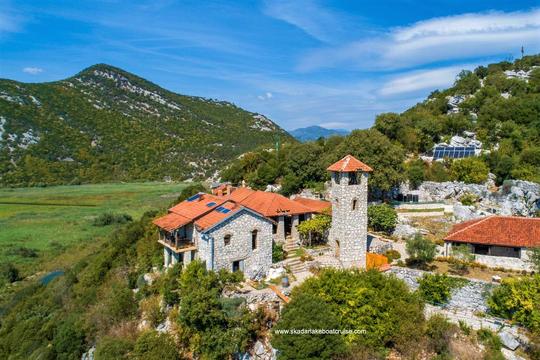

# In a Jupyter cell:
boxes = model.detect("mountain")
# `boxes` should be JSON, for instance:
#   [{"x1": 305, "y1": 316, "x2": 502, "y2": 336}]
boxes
[
  {"x1": 0, "y1": 64, "x2": 292, "y2": 186},
  {"x1": 290, "y1": 126, "x2": 349, "y2": 142}
]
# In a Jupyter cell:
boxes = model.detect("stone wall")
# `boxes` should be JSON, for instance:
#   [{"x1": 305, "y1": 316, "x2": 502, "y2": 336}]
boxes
[
  {"x1": 206, "y1": 209, "x2": 273, "y2": 279},
  {"x1": 474, "y1": 253, "x2": 533, "y2": 272},
  {"x1": 329, "y1": 171, "x2": 368, "y2": 268}
]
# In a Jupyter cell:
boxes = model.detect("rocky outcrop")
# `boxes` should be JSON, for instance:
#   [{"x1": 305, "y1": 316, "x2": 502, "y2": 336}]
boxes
[{"x1": 417, "y1": 180, "x2": 540, "y2": 217}]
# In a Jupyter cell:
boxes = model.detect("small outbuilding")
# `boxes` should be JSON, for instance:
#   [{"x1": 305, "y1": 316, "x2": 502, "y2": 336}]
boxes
[{"x1": 444, "y1": 216, "x2": 540, "y2": 271}]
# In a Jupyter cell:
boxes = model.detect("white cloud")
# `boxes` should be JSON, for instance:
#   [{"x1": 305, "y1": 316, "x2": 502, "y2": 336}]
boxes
[
  {"x1": 379, "y1": 64, "x2": 476, "y2": 96},
  {"x1": 263, "y1": 0, "x2": 342, "y2": 42},
  {"x1": 299, "y1": 8, "x2": 540, "y2": 71},
  {"x1": 257, "y1": 92, "x2": 273, "y2": 100},
  {"x1": 22, "y1": 67, "x2": 43, "y2": 75}
]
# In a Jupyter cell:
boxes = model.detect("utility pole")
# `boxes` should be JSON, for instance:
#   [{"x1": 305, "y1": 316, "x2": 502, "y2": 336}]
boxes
[{"x1": 521, "y1": 46, "x2": 525, "y2": 59}]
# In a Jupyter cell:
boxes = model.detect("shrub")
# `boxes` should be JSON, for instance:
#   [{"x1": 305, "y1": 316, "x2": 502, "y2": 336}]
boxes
[
  {"x1": 5, "y1": 246, "x2": 38, "y2": 258},
  {"x1": 459, "y1": 192, "x2": 478, "y2": 206},
  {"x1": 384, "y1": 249, "x2": 401, "y2": 262},
  {"x1": 405, "y1": 234, "x2": 436, "y2": 268},
  {"x1": 425, "y1": 315, "x2": 456, "y2": 357},
  {"x1": 368, "y1": 204, "x2": 398, "y2": 234},
  {"x1": 272, "y1": 242, "x2": 284, "y2": 263},
  {"x1": 140, "y1": 296, "x2": 165, "y2": 327},
  {"x1": 133, "y1": 331, "x2": 179, "y2": 360},
  {"x1": 529, "y1": 247, "x2": 540, "y2": 272},
  {"x1": 272, "y1": 293, "x2": 346, "y2": 360},
  {"x1": 449, "y1": 244, "x2": 475, "y2": 275},
  {"x1": 95, "y1": 337, "x2": 134, "y2": 359},
  {"x1": 418, "y1": 273, "x2": 468, "y2": 305},
  {"x1": 52, "y1": 319, "x2": 86, "y2": 360},
  {"x1": 0, "y1": 263, "x2": 20, "y2": 283},
  {"x1": 477, "y1": 329, "x2": 504, "y2": 360},
  {"x1": 93, "y1": 213, "x2": 133, "y2": 226},
  {"x1": 488, "y1": 275, "x2": 540, "y2": 333}
]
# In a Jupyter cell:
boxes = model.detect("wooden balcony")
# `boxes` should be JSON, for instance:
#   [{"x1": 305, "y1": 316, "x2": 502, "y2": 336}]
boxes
[{"x1": 159, "y1": 237, "x2": 197, "y2": 253}]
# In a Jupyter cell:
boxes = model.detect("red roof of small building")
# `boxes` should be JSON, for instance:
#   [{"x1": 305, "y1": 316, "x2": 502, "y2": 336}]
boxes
[
  {"x1": 230, "y1": 190, "x2": 313, "y2": 217},
  {"x1": 292, "y1": 197, "x2": 331, "y2": 213},
  {"x1": 153, "y1": 212, "x2": 191, "y2": 232},
  {"x1": 168, "y1": 193, "x2": 223, "y2": 219},
  {"x1": 444, "y1": 216, "x2": 540, "y2": 248},
  {"x1": 327, "y1": 154, "x2": 373, "y2": 172}
]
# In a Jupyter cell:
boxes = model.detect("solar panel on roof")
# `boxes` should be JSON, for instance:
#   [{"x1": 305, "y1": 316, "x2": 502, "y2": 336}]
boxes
[
  {"x1": 206, "y1": 202, "x2": 217, "y2": 207},
  {"x1": 187, "y1": 194, "x2": 201, "y2": 202},
  {"x1": 215, "y1": 206, "x2": 231, "y2": 214}
]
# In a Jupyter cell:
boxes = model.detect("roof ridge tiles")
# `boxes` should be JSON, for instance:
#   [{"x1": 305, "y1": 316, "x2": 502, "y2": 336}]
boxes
[{"x1": 445, "y1": 216, "x2": 493, "y2": 239}]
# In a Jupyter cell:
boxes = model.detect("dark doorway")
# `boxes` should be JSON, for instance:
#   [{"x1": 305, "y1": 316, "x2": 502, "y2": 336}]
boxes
[{"x1": 284, "y1": 216, "x2": 292, "y2": 237}]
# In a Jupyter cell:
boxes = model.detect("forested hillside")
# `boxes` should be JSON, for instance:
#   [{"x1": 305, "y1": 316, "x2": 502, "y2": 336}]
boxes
[
  {"x1": 221, "y1": 55, "x2": 540, "y2": 195},
  {"x1": 0, "y1": 64, "x2": 291, "y2": 186}
]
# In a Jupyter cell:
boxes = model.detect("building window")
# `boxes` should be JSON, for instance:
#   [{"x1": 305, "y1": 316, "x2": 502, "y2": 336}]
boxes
[
  {"x1": 224, "y1": 234, "x2": 231, "y2": 246},
  {"x1": 348, "y1": 172, "x2": 358, "y2": 185},
  {"x1": 352, "y1": 199, "x2": 358, "y2": 210},
  {"x1": 251, "y1": 230, "x2": 258, "y2": 250}
]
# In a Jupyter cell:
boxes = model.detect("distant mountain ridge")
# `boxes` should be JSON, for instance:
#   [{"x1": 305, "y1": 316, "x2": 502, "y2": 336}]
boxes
[
  {"x1": 0, "y1": 64, "x2": 293, "y2": 186},
  {"x1": 290, "y1": 125, "x2": 349, "y2": 142}
]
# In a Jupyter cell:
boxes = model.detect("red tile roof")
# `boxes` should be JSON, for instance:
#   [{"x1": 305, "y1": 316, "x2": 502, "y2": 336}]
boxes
[
  {"x1": 194, "y1": 201, "x2": 241, "y2": 231},
  {"x1": 445, "y1": 216, "x2": 540, "y2": 248},
  {"x1": 154, "y1": 188, "x2": 324, "y2": 232},
  {"x1": 327, "y1": 154, "x2": 373, "y2": 172},
  {"x1": 169, "y1": 193, "x2": 224, "y2": 219},
  {"x1": 230, "y1": 190, "x2": 313, "y2": 217},
  {"x1": 153, "y1": 212, "x2": 191, "y2": 232},
  {"x1": 292, "y1": 197, "x2": 331, "y2": 213}
]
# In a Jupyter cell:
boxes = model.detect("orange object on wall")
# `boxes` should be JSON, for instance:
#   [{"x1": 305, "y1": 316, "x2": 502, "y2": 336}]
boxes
[{"x1": 366, "y1": 252, "x2": 389, "y2": 270}]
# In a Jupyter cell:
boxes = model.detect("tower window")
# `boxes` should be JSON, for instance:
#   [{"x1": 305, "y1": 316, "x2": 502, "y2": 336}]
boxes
[
  {"x1": 224, "y1": 234, "x2": 231, "y2": 246},
  {"x1": 352, "y1": 199, "x2": 358, "y2": 210},
  {"x1": 348, "y1": 172, "x2": 358, "y2": 185},
  {"x1": 251, "y1": 230, "x2": 258, "y2": 250}
]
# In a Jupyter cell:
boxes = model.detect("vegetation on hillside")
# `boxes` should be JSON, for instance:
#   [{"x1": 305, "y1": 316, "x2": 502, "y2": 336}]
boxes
[
  {"x1": 222, "y1": 55, "x2": 540, "y2": 195},
  {"x1": 0, "y1": 64, "x2": 291, "y2": 186}
]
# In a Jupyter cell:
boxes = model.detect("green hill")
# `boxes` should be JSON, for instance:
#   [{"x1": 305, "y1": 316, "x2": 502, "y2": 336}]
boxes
[
  {"x1": 0, "y1": 64, "x2": 292, "y2": 186},
  {"x1": 221, "y1": 55, "x2": 540, "y2": 194}
]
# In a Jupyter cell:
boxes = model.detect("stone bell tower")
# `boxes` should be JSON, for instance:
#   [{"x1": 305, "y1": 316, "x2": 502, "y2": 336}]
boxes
[{"x1": 327, "y1": 154, "x2": 372, "y2": 268}]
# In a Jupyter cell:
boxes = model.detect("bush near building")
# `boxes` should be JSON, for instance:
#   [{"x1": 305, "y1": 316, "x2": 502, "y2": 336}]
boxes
[{"x1": 367, "y1": 204, "x2": 398, "y2": 234}]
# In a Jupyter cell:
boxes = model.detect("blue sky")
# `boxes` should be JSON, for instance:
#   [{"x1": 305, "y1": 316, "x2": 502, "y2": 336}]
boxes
[{"x1": 1, "y1": 1, "x2": 539, "y2": 131}]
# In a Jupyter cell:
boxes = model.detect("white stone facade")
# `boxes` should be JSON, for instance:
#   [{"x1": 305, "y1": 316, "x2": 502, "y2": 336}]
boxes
[
  {"x1": 444, "y1": 242, "x2": 534, "y2": 271},
  {"x1": 329, "y1": 171, "x2": 369, "y2": 268},
  {"x1": 204, "y1": 210, "x2": 273, "y2": 278}
]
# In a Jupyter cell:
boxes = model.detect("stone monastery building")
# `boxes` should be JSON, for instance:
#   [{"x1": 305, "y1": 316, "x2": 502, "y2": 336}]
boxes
[{"x1": 153, "y1": 154, "x2": 372, "y2": 277}]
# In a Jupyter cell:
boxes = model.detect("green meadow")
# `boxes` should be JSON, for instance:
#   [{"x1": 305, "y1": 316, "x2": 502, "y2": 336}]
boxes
[{"x1": 0, "y1": 182, "x2": 187, "y2": 271}]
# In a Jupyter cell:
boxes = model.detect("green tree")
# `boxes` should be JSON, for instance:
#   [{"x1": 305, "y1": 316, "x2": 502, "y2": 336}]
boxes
[
  {"x1": 290, "y1": 269, "x2": 425, "y2": 355},
  {"x1": 172, "y1": 183, "x2": 207, "y2": 205},
  {"x1": 454, "y1": 70, "x2": 481, "y2": 94},
  {"x1": 0, "y1": 263, "x2": 20, "y2": 284},
  {"x1": 367, "y1": 204, "x2": 398, "y2": 234},
  {"x1": 330, "y1": 129, "x2": 406, "y2": 197},
  {"x1": 488, "y1": 275, "x2": 540, "y2": 333},
  {"x1": 52, "y1": 319, "x2": 86, "y2": 360},
  {"x1": 449, "y1": 244, "x2": 475, "y2": 275},
  {"x1": 297, "y1": 214, "x2": 331, "y2": 245},
  {"x1": 450, "y1": 157, "x2": 489, "y2": 184},
  {"x1": 271, "y1": 293, "x2": 346, "y2": 360},
  {"x1": 406, "y1": 234, "x2": 436, "y2": 268},
  {"x1": 528, "y1": 247, "x2": 540, "y2": 273},
  {"x1": 406, "y1": 159, "x2": 425, "y2": 189}
]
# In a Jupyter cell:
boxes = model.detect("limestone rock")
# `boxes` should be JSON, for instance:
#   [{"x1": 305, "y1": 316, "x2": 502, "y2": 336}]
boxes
[
  {"x1": 499, "y1": 330, "x2": 520, "y2": 350},
  {"x1": 392, "y1": 224, "x2": 419, "y2": 240}
]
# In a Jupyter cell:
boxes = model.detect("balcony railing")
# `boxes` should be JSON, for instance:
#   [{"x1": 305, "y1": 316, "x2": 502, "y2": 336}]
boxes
[{"x1": 159, "y1": 237, "x2": 196, "y2": 252}]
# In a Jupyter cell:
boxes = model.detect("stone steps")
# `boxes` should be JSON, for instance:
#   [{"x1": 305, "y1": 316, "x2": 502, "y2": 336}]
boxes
[{"x1": 284, "y1": 257, "x2": 306, "y2": 273}]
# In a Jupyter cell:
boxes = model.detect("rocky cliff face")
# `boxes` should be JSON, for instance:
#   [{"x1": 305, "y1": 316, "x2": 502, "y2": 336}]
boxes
[{"x1": 417, "y1": 179, "x2": 540, "y2": 217}]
